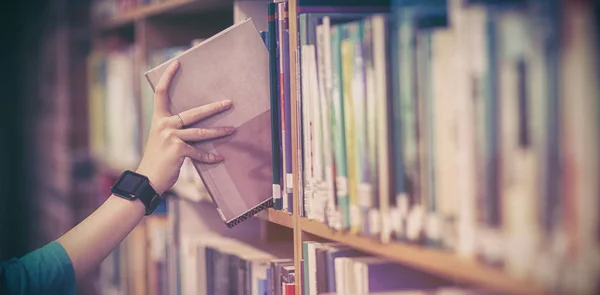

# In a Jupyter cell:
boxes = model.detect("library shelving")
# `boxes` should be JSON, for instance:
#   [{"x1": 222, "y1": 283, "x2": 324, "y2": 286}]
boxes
[
  {"x1": 234, "y1": 207, "x2": 546, "y2": 295},
  {"x1": 87, "y1": 0, "x2": 600, "y2": 295}
]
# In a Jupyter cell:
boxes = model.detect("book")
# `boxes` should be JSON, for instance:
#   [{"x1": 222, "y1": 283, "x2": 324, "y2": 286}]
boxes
[
  {"x1": 268, "y1": 2, "x2": 283, "y2": 210},
  {"x1": 145, "y1": 18, "x2": 273, "y2": 228}
]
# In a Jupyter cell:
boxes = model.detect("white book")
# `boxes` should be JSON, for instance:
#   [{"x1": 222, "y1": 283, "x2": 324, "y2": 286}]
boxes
[{"x1": 449, "y1": 0, "x2": 477, "y2": 258}]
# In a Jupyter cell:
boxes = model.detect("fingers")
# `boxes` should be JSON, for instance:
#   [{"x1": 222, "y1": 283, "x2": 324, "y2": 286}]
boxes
[
  {"x1": 177, "y1": 100, "x2": 233, "y2": 127},
  {"x1": 154, "y1": 60, "x2": 180, "y2": 117},
  {"x1": 176, "y1": 126, "x2": 235, "y2": 142},
  {"x1": 183, "y1": 144, "x2": 223, "y2": 163}
]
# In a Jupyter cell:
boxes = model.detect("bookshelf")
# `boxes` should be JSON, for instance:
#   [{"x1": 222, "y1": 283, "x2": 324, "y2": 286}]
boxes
[
  {"x1": 223, "y1": 207, "x2": 547, "y2": 295},
  {"x1": 86, "y1": 0, "x2": 600, "y2": 295}
]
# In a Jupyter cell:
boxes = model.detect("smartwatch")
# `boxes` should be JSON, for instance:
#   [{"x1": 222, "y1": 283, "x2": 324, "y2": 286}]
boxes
[{"x1": 110, "y1": 170, "x2": 162, "y2": 216}]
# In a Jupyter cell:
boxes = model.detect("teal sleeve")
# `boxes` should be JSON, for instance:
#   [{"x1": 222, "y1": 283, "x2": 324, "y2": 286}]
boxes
[{"x1": 0, "y1": 241, "x2": 77, "y2": 295}]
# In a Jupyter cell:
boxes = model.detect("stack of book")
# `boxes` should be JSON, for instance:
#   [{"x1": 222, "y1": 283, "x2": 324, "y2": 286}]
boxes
[{"x1": 301, "y1": 241, "x2": 452, "y2": 295}]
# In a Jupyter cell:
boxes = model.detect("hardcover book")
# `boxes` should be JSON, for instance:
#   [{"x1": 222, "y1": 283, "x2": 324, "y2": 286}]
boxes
[{"x1": 145, "y1": 18, "x2": 273, "y2": 228}]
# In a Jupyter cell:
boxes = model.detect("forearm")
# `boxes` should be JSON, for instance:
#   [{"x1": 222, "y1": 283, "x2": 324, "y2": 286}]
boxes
[{"x1": 56, "y1": 194, "x2": 146, "y2": 279}]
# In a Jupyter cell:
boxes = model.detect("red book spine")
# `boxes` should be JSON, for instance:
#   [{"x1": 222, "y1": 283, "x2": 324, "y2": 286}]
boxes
[{"x1": 285, "y1": 283, "x2": 295, "y2": 295}]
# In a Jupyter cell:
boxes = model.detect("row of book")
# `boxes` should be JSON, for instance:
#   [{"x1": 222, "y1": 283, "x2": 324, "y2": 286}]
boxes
[
  {"x1": 279, "y1": 0, "x2": 600, "y2": 294},
  {"x1": 181, "y1": 235, "x2": 295, "y2": 295},
  {"x1": 266, "y1": 0, "x2": 295, "y2": 213},
  {"x1": 301, "y1": 241, "x2": 507, "y2": 295}
]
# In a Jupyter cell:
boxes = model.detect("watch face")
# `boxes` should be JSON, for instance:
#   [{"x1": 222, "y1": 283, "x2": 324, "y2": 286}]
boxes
[{"x1": 112, "y1": 171, "x2": 146, "y2": 199}]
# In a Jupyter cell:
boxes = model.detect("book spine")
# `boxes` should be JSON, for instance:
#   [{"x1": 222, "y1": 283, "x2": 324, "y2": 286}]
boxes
[
  {"x1": 416, "y1": 29, "x2": 429, "y2": 245},
  {"x1": 330, "y1": 24, "x2": 350, "y2": 231},
  {"x1": 307, "y1": 44, "x2": 322, "y2": 222},
  {"x1": 283, "y1": 4, "x2": 294, "y2": 213},
  {"x1": 350, "y1": 21, "x2": 367, "y2": 234},
  {"x1": 301, "y1": 44, "x2": 313, "y2": 219},
  {"x1": 340, "y1": 23, "x2": 358, "y2": 233},
  {"x1": 397, "y1": 9, "x2": 421, "y2": 242},
  {"x1": 277, "y1": 2, "x2": 287, "y2": 211},
  {"x1": 268, "y1": 2, "x2": 283, "y2": 210},
  {"x1": 372, "y1": 14, "x2": 392, "y2": 243},
  {"x1": 323, "y1": 17, "x2": 339, "y2": 230},
  {"x1": 316, "y1": 21, "x2": 336, "y2": 228},
  {"x1": 363, "y1": 17, "x2": 380, "y2": 237},
  {"x1": 296, "y1": 18, "x2": 305, "y2": 217}
]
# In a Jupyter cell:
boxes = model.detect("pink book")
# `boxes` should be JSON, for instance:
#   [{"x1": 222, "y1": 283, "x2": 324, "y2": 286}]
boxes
[{"x1": 144, "y1": 18, "x2": 273, "y2": 228}]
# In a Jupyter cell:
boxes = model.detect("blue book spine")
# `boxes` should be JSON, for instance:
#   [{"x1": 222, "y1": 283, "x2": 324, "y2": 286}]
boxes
[{"x1": 268, "y1": 3, "x2": 283, "y2": 210}]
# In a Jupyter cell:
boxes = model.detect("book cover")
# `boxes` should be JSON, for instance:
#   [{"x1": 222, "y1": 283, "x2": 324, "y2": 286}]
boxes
[{"x1": 145, "y1": 18, "x2": 273, "y2": 228}]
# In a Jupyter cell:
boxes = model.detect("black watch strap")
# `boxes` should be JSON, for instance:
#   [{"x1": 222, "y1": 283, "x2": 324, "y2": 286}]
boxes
[{"x1": 136, "y1": 181, "x2": 162, "y2": 216}]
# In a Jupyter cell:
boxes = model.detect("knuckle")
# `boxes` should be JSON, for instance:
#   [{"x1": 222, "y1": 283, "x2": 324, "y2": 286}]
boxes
[
  {"x1": 174, "y1": 141, "x2": 187, "y2": 154},
  {"x1": 162, "y1": 129, "x2": 175, "y2": 140},
  {"x1": 195, "y1": 107, "x2": 205, "y2": 118},
  {"x1": 157, "y1": 118, "x2": 170, "y2": 129},
  {"x1": 155, "y1": 86, "x2": 167, "y2": 96},
  {"x1": 197, "y1": 128, "x2": 209, "y2": 138}
]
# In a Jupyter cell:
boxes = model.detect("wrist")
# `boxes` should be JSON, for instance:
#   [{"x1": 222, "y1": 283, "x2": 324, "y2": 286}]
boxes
[{"x1": 135, "y1": 168, "x2": 165, "y2": 195}]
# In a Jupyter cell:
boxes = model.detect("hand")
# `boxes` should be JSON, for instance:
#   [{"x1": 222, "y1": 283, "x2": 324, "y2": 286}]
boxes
[{"x1": 136, "y1": 60, "x2": 235, "y2": 194}]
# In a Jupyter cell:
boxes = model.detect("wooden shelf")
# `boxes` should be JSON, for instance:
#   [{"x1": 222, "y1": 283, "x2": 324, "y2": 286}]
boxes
[
  {"x1": 95, "y1": 0, "x2": 232, "y2": 31},
  {"x1": 256, "y1": 208, "x2": 294, "y2": 229},
  {"x1": 299, "y1": 217, "x2": 548, "y2": 295}
]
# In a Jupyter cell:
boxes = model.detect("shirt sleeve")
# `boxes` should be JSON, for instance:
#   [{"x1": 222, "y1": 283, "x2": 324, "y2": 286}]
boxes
[{"x1": 0, "y1": 241, "x2": 77, "y2": 295}]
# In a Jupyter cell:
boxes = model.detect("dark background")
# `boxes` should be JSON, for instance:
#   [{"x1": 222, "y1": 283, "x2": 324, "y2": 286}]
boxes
[
  {"x1": 0, "y1": 0, "x2": 95, "y2": 262},
  {"x1": 0, "y1": 0, "x2": 46, "y2": 261}
]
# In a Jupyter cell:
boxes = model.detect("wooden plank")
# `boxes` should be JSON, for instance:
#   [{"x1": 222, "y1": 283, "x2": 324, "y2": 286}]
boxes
[
  {"x1": 256, "y1": 208, "x2": 294, "y2": 229},
  {"x1": 287, "y1": 0, "x2": 303, "y2": 294},
  {"x1": 299, "y1": 217, "x2": 549, "y2": 295}
]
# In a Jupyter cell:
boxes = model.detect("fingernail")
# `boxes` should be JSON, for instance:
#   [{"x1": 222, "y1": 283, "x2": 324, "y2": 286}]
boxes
[{"x1": 222, "y1": 100, "x2": 232, "y2": 107}]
